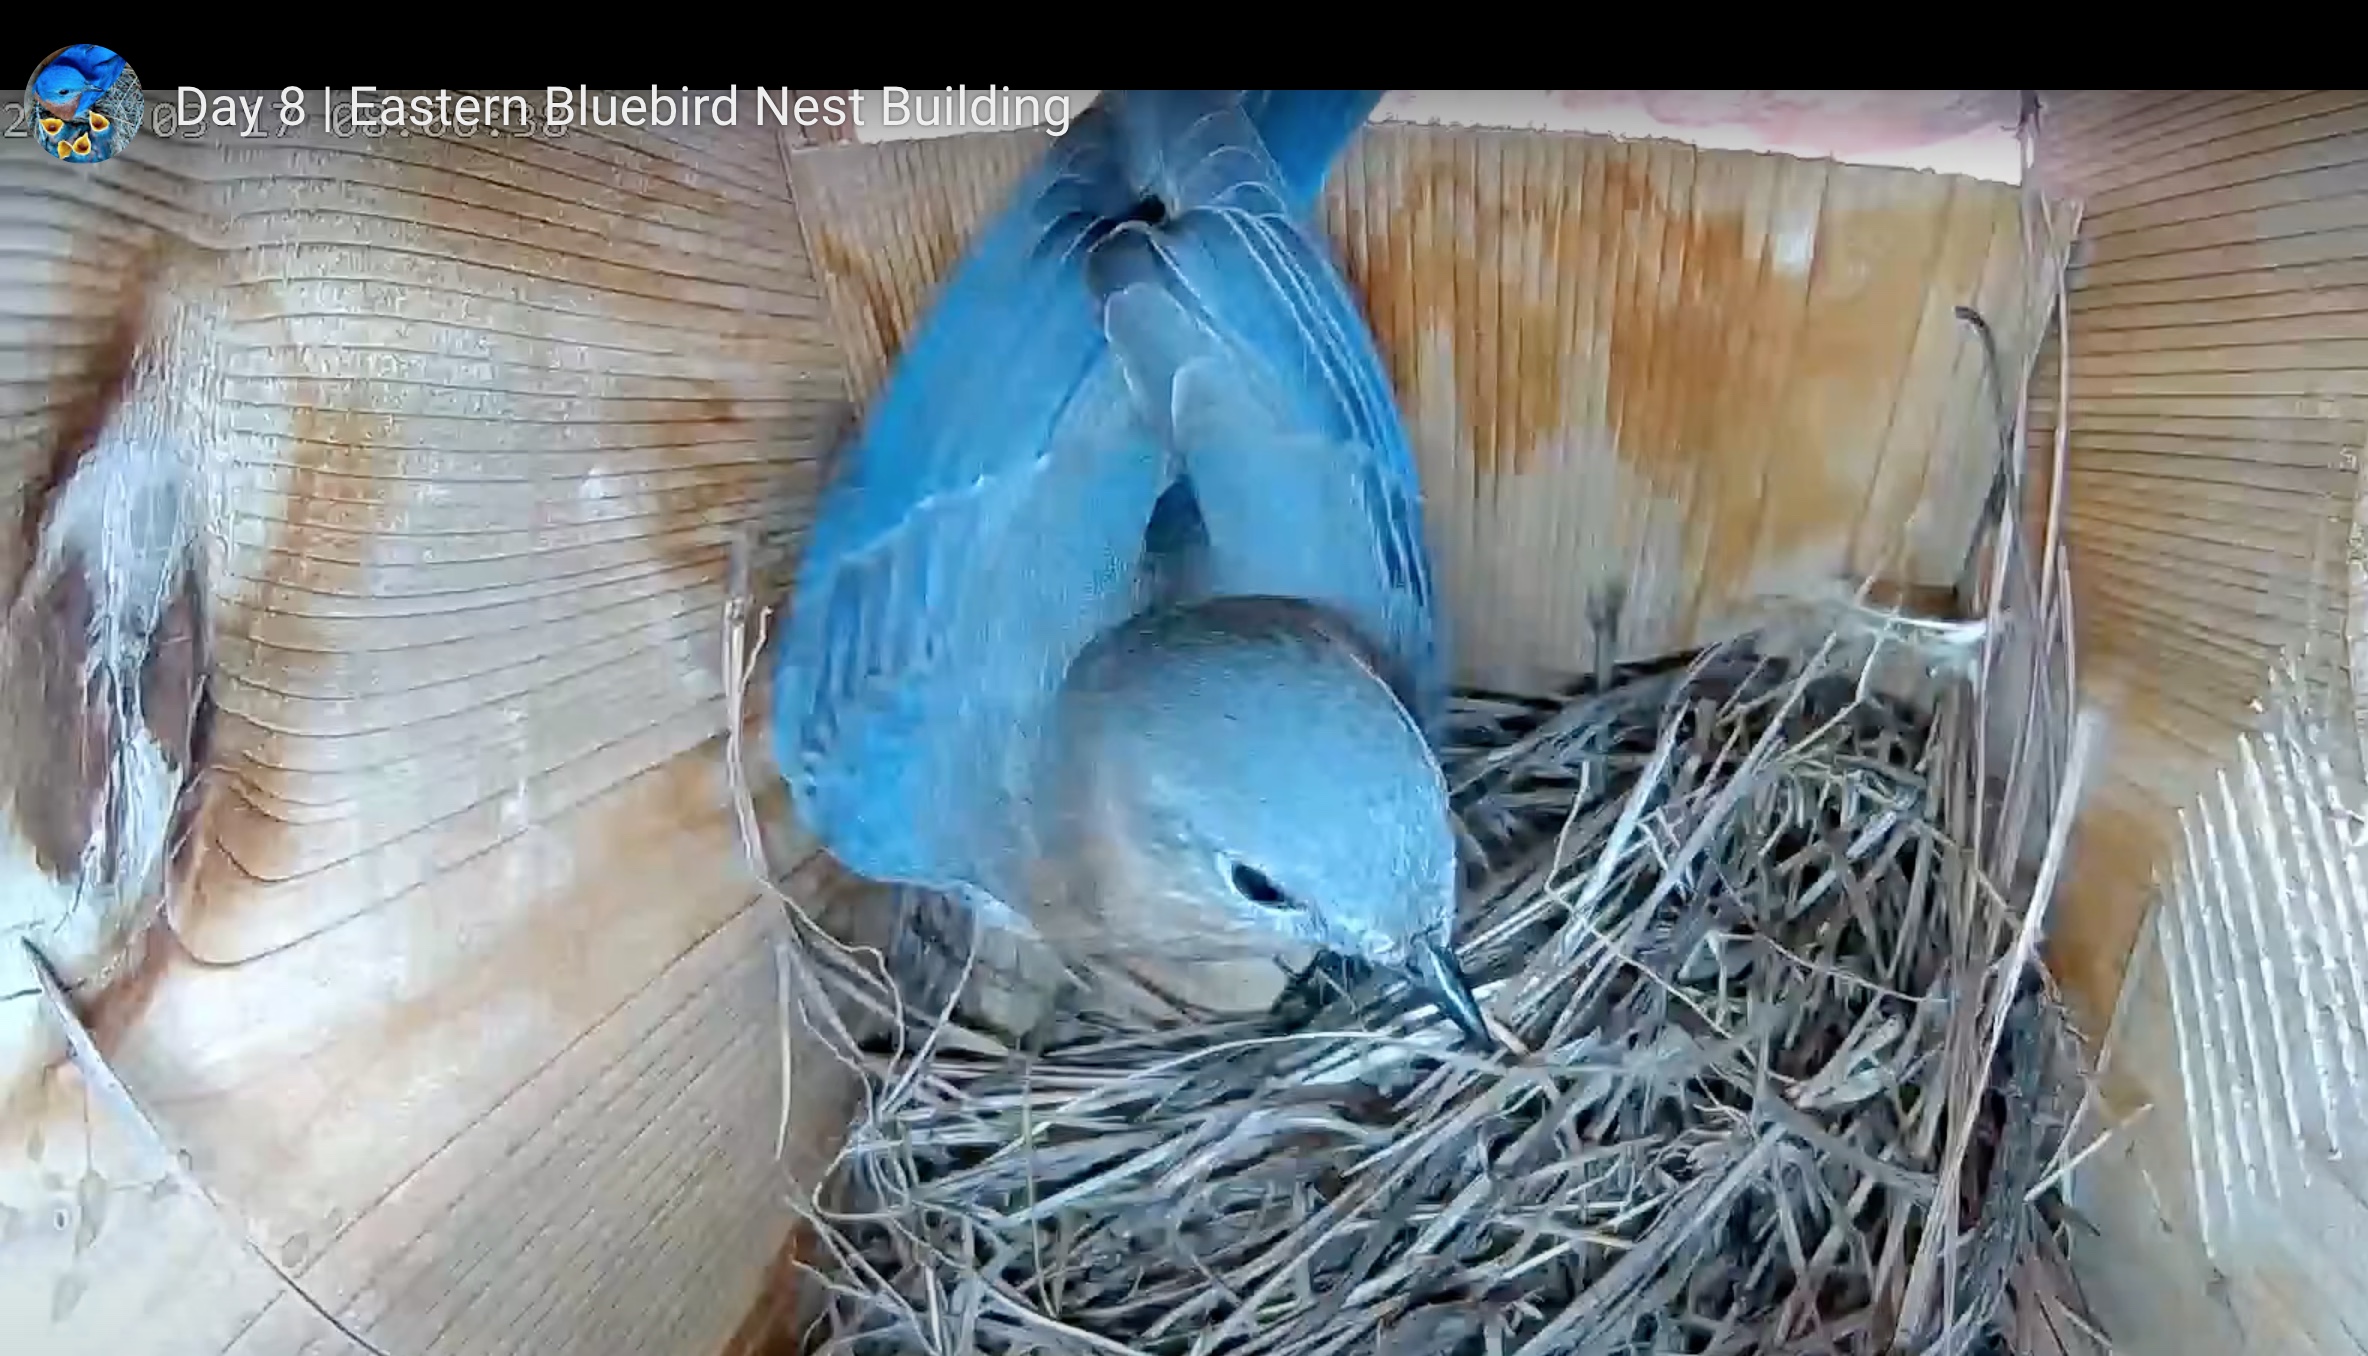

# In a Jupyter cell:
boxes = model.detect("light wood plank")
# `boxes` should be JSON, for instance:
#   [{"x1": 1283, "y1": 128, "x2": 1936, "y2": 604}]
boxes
[{"x1": 2, "y1": 96, "x2": 854, "y2": 1356}]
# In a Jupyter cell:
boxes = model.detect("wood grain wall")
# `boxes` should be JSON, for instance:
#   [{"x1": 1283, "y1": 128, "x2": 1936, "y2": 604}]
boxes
[
  {"x1": 0, "y1": 99, "x2": 856, "y2": 1355},
  {"x1": 2023, "y1": 90, "x2": 2368, "y2": 1356}
]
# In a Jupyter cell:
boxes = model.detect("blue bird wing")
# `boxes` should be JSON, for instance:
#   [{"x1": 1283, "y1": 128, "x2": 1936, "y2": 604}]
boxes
[
  {"x1": 1240, "y1": 91, "x2": 1385, "y2": 215},
  {"x1": 1088, "y1": 92, "x2": 1446, "y2": 727},
  {"x1": 36, "y1": 47, "x2": 123, "y2": 115},
  {"x1": 56, "y1": 44, "x2": 123, "y2": 73},
  {"x1": 775, "y1": 90, "x2": 1401, "y2": 900},
  {"x1": 773, "y1": 111, "x2": 1175, "y2": 903},
  {"x1": 1099, "y1": 91, "x2": 1381, "y2": 220},
  {"x1": 1101, "y1": 91, "x2": 1383, "y2": 606}
]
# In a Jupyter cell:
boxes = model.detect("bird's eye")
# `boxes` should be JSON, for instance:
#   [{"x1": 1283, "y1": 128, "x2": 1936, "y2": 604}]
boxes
[{"x1": 1226, "y1": 860, "x2": 1296, "y2": 910}]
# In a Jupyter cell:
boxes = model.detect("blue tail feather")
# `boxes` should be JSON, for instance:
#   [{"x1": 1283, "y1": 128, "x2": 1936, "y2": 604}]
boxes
[
  {"x1": 1242, "y1": 91, "x2": 1384, "y2": 213},
  {"x1": 1099, "y1": 91, "x2": 1379, "y2": 219},
  {"x1": 1080, "y1": 89, "x2": 1446, "y2": 725}
]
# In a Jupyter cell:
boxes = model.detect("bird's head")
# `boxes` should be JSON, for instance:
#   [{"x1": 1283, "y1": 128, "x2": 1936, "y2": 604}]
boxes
[
  {"x1": 30, "y1": 46, "x2": 124, "y2": 121},
  {"x1": 1040, "y1": 599, "x2": 1495, "y2": 1047}
]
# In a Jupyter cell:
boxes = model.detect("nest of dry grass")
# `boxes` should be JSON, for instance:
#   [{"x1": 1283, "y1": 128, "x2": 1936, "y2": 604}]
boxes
[{"x1": 761, "y1": 566, "x2": 2110, "y2": 1355}]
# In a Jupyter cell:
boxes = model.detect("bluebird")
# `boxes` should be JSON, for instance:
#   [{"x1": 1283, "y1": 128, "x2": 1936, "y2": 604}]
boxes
[
  {"x1": 773, "y1": 91, "x2": 1494, "y2": 1047},
  {"x1": 29, "y1": 45, "x2": 143, "y2": 163}
]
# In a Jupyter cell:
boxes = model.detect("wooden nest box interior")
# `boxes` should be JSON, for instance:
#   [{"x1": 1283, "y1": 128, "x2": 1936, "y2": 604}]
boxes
[{"x1": 1, "y1": 90, "x2": 2362, "y2": 1356}]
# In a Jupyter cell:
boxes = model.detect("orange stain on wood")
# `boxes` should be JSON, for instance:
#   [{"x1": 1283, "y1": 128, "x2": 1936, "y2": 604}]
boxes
[
  {"x1": 176, "y1": 378, "x2": 352, "y2": 943},
  {"x1": 1331, "y1": 128, "x2": 2014, "y2": 634},
  {"x1": 809, "y1": 229, "x2": 904, "y2": 388},
  {"x1": 2054, "y1": 785, "x2": 2178, "y2": 1112},
  {"x1": 645, "y1": 377, "x2": 766, "y2": 582},
  {"x1": 1338, "y1": 139, "x2": 1593, "y2": 481},
  {"x1": 801, "y1": 147, "x2": 981, "y2": 401},
  {"x1": 718, "y1": 1225, "x2": 820, "y2": 1356},
  {"x1": 2039, "y1": 655, "x2": 2280, "y2": 1060}
]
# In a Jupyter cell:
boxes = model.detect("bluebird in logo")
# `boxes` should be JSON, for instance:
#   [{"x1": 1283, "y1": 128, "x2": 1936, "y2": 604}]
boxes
[{"x1": 28, "y1": 45, "x2": 143, "y2": 163}]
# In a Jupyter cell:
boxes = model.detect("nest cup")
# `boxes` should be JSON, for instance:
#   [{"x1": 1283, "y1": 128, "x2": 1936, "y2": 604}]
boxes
[{"x1": 771, "y1": 584, "x2": 2101, "y2": 1355}]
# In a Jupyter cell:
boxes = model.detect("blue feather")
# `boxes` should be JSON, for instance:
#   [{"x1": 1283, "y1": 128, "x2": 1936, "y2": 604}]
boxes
[
  {"x1": 1242, "y1": 91, "x2": 1385, "y2": 213},
  {"x1": 774, "y1": 90, "x2": 1427, "y2": 906},
  {"x1": 31, "y1": 46, "x2": 125, "y2": 120},
  {"x1": 1089, "y1": 93, "x2": 1443, "y2": 722}
]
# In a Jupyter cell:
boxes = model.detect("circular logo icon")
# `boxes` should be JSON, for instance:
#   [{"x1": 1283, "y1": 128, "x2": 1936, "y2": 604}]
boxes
[{"x1": 27, "y1": 45, "x2": 142, "y2": 164}]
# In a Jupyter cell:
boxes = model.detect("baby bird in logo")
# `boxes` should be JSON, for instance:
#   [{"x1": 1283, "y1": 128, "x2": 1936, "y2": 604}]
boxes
[{"x1": 29, "y1": 44, "x2": 143, "y2": 163}]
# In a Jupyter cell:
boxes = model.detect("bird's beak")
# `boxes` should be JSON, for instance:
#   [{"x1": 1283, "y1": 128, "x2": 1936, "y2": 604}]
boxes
[{"x1": 1409, "y1": 936, "x2": 1498, "y2": 1051}]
